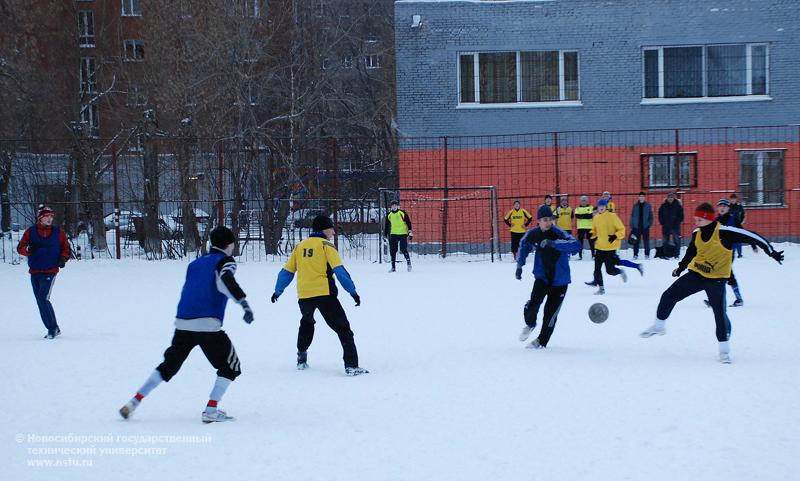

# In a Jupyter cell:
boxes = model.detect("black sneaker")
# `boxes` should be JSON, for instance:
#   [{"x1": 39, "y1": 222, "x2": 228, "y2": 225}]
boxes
[
  {"x1": 730, "y1": 299, "x2": 743, "y2": 307},
  {"x1": 585, "y1": 281, "x2": 598, "y2": 287}
]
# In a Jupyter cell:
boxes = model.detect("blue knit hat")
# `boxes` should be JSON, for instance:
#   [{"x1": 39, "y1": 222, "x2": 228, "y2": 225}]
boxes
[
  {"x1": 537, "y1": 205, "x2": 553, "y2": 219},
  {"x1": 597, "y1": 198, "x2": 609, "y2": 208}
]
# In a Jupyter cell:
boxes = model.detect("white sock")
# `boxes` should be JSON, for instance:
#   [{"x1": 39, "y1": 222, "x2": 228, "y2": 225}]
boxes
[
  {"x1": 205, "y1": 376, "x2": 232, "y2": 413},
  {"x1": 719, "y1": 341, "x2": 731, "y2": 355},
  {"x1": 133, "y1": 370, "x2": 164, "y2": 403},
  {"x1": 653, "y1": 318, "x2": 666, "y2": 329}
]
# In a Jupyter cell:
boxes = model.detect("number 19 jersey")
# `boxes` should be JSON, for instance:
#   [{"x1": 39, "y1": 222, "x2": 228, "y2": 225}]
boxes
[{"x1": 283, "y1": 236, "x2": 344, "y2": 299}]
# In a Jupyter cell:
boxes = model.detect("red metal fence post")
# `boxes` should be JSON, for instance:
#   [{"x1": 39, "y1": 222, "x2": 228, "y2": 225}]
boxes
[
  {"x1": 441, "y1": 136, "x2": 449, "y2": 258},
  {"x1": 112, "y1": 142, "x2": 121, "y2": 260},
  {"x1": 217, "y1": 141, "x2": 225, "y2": 226},
  {"x1": 331, "y1": 137, "x2": 339, "y2": 249},
  {"x1": 554, "y1": 131, "x2": 560, "y2": 195}
]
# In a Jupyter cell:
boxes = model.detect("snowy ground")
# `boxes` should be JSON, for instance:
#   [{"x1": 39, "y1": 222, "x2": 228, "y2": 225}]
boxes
[{"x1": 2, "y1": 245, "x2": 799, "y2": 481}]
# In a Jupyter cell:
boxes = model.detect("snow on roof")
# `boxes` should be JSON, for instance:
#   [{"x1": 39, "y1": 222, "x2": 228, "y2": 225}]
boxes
[{"x1": 396, "y1": 0, "x2": 555, "y2": 4}]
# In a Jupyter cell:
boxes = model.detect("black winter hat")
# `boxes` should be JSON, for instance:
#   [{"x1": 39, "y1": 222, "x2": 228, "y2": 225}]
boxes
[
  {"x1": 210, "y1": 226, "x2": 236, "y2": 249},
  {"x1": 312, "y1": 215, "x2": 334, "y2": 231},
  {"x1": 537, "y1": 205, "x2": 553, "y2": 219}
]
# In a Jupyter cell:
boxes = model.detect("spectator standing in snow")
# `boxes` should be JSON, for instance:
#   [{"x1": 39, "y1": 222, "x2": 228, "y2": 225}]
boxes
[
  {"x1": 16, "y1": 205, "x2": 70, "y2": 339},
  {"x1": 629, "y1": 192, "x2": 653, "y2": 259}
]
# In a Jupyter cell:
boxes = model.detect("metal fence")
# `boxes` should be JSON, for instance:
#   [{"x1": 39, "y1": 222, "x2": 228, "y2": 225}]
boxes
[{"x1": 2, "y1": 124, "x2": 798, "y2": 264}]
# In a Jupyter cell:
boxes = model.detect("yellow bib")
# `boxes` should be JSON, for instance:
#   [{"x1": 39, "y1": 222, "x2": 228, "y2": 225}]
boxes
[
  {"x1": 555, "y1": 206, "x2": 573, "y2": 230},
  {"x1": 504, "y1": 208, "x2": 531, "y2": 233},
  {"x1": 575, "y1": 206, "x2": 594, "y2": 230},
  {"x1": 387, "y1": 211, "x2": 409, "y2": 235},
  {"x1": 688, "y1": 224, "x2": 732, "y2": 279}
]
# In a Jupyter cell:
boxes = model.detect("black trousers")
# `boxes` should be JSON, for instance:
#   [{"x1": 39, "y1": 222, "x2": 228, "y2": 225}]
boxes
[
  {"x1": 298, "y1": 296, "x2": 359, "y2": 368},
  {"x1": 577, "y1": 229, "x2": 594, "y2": 259},
  {"x1": 657, "y1": 271, "x2": 731, "y2": 342},
  {"x1": 510, "y1": 231, "x2": 525, "y2": 255},
  {"x1": 389, "y1": 234, "x2": 410, "y2": 267},
  {"x1": 524, "y1": 279, "x2": 568, "y2": 347},
  {"x1": 593, "y1": 250, "x2": 622, "y2": 287},
  {"x1": 632, "y1": 228, "x2": 650, "y2": 257},
  {"x1": 157, "y1": 329, "x2": 241, "y2": 382}
]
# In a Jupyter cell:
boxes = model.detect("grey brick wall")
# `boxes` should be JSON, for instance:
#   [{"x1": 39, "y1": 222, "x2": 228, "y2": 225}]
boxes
[{"x1": 394, "y1": 0, "x2": 800, "y2": 138}]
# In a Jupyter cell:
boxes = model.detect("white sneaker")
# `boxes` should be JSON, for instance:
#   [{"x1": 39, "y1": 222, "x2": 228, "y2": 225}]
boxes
[
  {"x1": 594, "y1": 286, "x2": 605, "y2": 295},
  {"x1": 345, "y1": 366, "x2": 369, "y2": 376},
  {"x1": 119, "y1": 401, "x2": 138, "y2": 420},
  {"x1": 407, "y1": 262, "x2": 412, "y2": 272},
  {"x1": 640, "y1": 324, "x2": 665, "y2": 338},
  {"x1": 636, "y1": 264, "x2": 645, "y2": 276},
  {"x1": 719, "y1": 353, "x2": 732, "y2": 364},
  {"x1": 619, "y1": 270, "x2": 628, "y2": 283},
  {"x1": 202, "y1": 409, "x2": 235, "y2": 423},
  {"x1": 526, "y1": 338, "x2": 544, "y2": 349},
  {"x1": 519, "y1": 325, "x2": 536, "y2": 342}
]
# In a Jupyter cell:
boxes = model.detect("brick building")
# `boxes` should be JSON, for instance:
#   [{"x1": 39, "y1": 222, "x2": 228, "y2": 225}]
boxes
[{"x1": 394, "y1": 0, "x2": 800, "y2": 248}]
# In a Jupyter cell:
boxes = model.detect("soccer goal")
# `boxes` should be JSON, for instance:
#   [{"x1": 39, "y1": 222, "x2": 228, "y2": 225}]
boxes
[{"x1": 378, "y1": 186, "x2": 500, "y2": 262}]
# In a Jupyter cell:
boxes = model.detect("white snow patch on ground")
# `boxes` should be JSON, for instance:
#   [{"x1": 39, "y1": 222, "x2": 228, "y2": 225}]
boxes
[{"x1": 2, "y1": 245, "x2": 799, "y2": 480}]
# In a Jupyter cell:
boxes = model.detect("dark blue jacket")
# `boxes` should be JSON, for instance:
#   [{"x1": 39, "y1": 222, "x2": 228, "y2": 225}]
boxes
[
  {"x1": 517, "y1": 226, "x2": 581, "y2": 286},
  {"x1": 629, "y1": 201, "x2": 653, "y2": 230},
  {"x1": 658, "y1": 199, "x2": 684, "y2": 230}
]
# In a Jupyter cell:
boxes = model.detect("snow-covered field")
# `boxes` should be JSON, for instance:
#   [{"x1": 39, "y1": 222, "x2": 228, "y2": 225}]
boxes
[{"x1": 2, "y1": 246, "x2": 798, "y2": 481}]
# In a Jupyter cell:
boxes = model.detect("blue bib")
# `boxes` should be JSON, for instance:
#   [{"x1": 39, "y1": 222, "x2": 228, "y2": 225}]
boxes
[
  {"x1": 175, "y1": 253, "x2": 229, "y2": 323},
  {"x1": 28, "y1": 225, "x2": 62, "y2": 270}
]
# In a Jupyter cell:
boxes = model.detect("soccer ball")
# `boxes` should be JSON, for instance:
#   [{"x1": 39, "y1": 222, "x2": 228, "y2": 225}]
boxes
[{"x1": 588, "y1": 303, "x2": 609, "y2": 324}]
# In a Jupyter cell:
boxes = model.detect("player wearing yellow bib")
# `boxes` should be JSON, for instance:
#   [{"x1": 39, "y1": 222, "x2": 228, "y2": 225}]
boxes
[
  {"x1": 554, "y1": 196, "x2": 573, "y2": 233},
  {"x1": 640, "y1": 203, "x2": 784, "y2": 363},
  {"x1": 384, "y1": 200, "x2": 413, "y2": 272},
  {"x1": 503, "y1": 200, "x2": 532, "y2": 260},
  {"x1": 272, "y1": 215, "x2": 368, "y2": 376},
  {"x1": 574, "y1": 195, "x2": 594, "y2": 260},
  {"x1": 601, "y1": 191, "x2": 616, "y2": 213}
]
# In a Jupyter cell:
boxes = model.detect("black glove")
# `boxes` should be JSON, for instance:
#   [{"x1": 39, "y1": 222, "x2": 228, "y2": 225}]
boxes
[
  {"x1": 351, "y1": 293, "x2": 361, "y2": 306},
  {"x1": 515, "y1": 266, "x2": 522, "y2": 280},
  {"x1": 539, "y1": 239, "x2": 550, "y2": 249},
  {"x1": 271, "y1": 293, "x2": 279, "y2": 303},
  {"x1": 608, "y1": 234, "x2": 617, "y2": 243},
  {"x1": 672, "y1": 268, "x2": 682, "y2": 277},
  {"x1": 770, "y1": 250, "x2": 784, "y2": 265},
  {"x1": 241, "y1": 300, "x2": 254, "y2": 324},
  {"x1": 408, "y1": 231, "x2": 413, "y2": 241},
  {"x1": 58, "y1": 256, "x2": 67, "y2": 268}
]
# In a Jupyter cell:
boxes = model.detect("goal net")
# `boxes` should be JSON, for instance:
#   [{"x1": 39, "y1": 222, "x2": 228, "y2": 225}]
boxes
[{"x1": 378, "y1": 186, "x2": 500, "y2": 262}]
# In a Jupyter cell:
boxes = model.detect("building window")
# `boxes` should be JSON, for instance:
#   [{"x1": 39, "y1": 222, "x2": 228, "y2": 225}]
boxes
[
  {"x1": 643, "y1": 44, "x2": 769, "y2": 99},
  {"x1": 342, "y1": 56, "x2": 353, "y2": 69},
  {"x1": 365, "y1": 54, "x2": 381, "y2": 69},
  {"x1": 80, "y1": 103, "x2": 100, "y2": 137},
  {"x1": 179, "y1": 0, "x2": 192, "y2": 18},
  {"x1": 80, "y1": 57, "x2": 97, "y2": 93},
  {"x1": 225, "y1": 0, "x2": 260, "y2": 18},
  {"x1": 642, "y1": 153, "x2": 697, "y2": 188},
  {"x1": 121, "y1": 0, "x2": 141, "y2": 16},
  {"x1": 315, "y1": 0, "x2": 328, "y2": 17},
  {"x1": 459, "y1": 50, "x2": 579, "y2": 104},
  {"x1": 127, "y1": 85, "x2": 146, "y2": 107},
  {"x1": 124, "y1": 40, "x2": 145, "y2": 61},
  {"x1": 739, "y1": 150, "x2": 784, "y2": 206},
  {"x1": 78, "y1": 11, "x2": 95, "y2": 47}
]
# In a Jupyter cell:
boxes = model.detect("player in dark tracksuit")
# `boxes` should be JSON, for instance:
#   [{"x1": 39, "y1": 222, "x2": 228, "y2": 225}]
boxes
[
  {"x1": 640, "y1": 203, "x2": 784, "y2": 363},
  {"x1": 515, "y1": 205, "x2": 581, "y2": 349},
  {"x1": 16, "y1": 205, "x2": 70, "y2": 339},
  {"x1": 119, "y1": 226, "x2": 254, "y2": 423}
]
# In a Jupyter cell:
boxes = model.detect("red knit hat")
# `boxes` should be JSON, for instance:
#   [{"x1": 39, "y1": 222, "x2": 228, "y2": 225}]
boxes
[{"x1": 37, "y1": 205, "x2": 55, "y2": 220}]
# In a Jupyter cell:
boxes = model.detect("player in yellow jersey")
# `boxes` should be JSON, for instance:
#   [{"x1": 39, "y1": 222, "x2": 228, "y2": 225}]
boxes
[
  {"x1": 554, "y1": 196, "x2": 574, "y2": 233},
  {"x1": 574, "y1": 195, "x2": 594, "y2": 260},
  {"x1": 503, "y1": 200, "x2": 532, "y2": 260},
  {"x1": 640, "y1": 203, "x2": 784, "y2": 363},
  {"x1": 384, "y1": 200, "x2": 413, "y2": 272},
  {"x1": 272, "y1": 215, "x2": 368, "y2": 376}
]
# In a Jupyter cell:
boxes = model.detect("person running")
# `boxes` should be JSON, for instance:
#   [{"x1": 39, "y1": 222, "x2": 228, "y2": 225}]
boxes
[
  {"x1": 515, "y1": 205, "x2": 581, "y2": 349},
  {"x1": 574, "y1": 195, "x2": 594, "y2": 260},
  {"x1": 585, "y1": 198, "x2": 643, "y2": 295},
  {"x1": 504, "y1": 200, "x2": 533, "y2": 260},
  {"x1": 554, "y1": 196, "x2": 574, "y2": 234},
  {"x1": 601, "y1": 191, "x2": 616, "y2": 213},
  {"x1": 383, "y1": 200, "x2": 412, "y2": 272},
  {"x1": 16, "y1": 205, "x2": 70, "y2": 339},
  {"x1": 119, "y1": 226, "x2": 254, "y2": 423},
  {"x1": 272, "y1": 215, "x2": 368, "y2": 376},
  {"x1": 729, "y1": 193, "x2": 746, "y2": 258},
  {"x1": 640, "y1": 202, "x2": 784, "y2": 363},
  {"x1": 629, "y1": 192, "x2": 654, "y2": 259}
]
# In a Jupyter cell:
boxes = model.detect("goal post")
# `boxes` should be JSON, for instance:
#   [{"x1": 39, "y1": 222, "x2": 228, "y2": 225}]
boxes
[{"x1": 378, "y1": 186, "x2": 500, "y2": 262}]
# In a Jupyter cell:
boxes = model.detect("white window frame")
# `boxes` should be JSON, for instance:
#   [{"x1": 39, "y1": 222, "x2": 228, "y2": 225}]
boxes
[
  {"x1": 365, "y1": 54, "x2": 380, "y2": 69},
  {"x1": 642, "y1": 43, "x2": 771, "y2": 105},
  {"x1": 342, "y1": 56, "x2": 353, "y2": 69},
  {"x1": 78, "y1": 11, "x2": 95, "y2": 47},
  {"x1": 123, "y1": 39, "x2": 144, "y2": 61},
  {"x1": 736, "y1": 149, "x2": 785, "y2": 206},
  {"x1": 80, "y1": 57, "x2": 97, "y2": 94},
  {"x1": 121, "y1": 0, "x2": 142, "y2": 17},
  {"x1": 80, "y1": 103, "x2": 100, "y2": 138},
  {"x1": 226, "y1": 0, "x2": 260, "y2": 18},
  {"x1": 456, "y1": 50, "x2": 582, "y2": 108}
]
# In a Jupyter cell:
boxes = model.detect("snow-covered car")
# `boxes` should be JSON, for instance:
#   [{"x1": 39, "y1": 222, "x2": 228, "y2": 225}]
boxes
[{"x1": 103, "y1": 210, "x2": 142, "y2": 231}]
